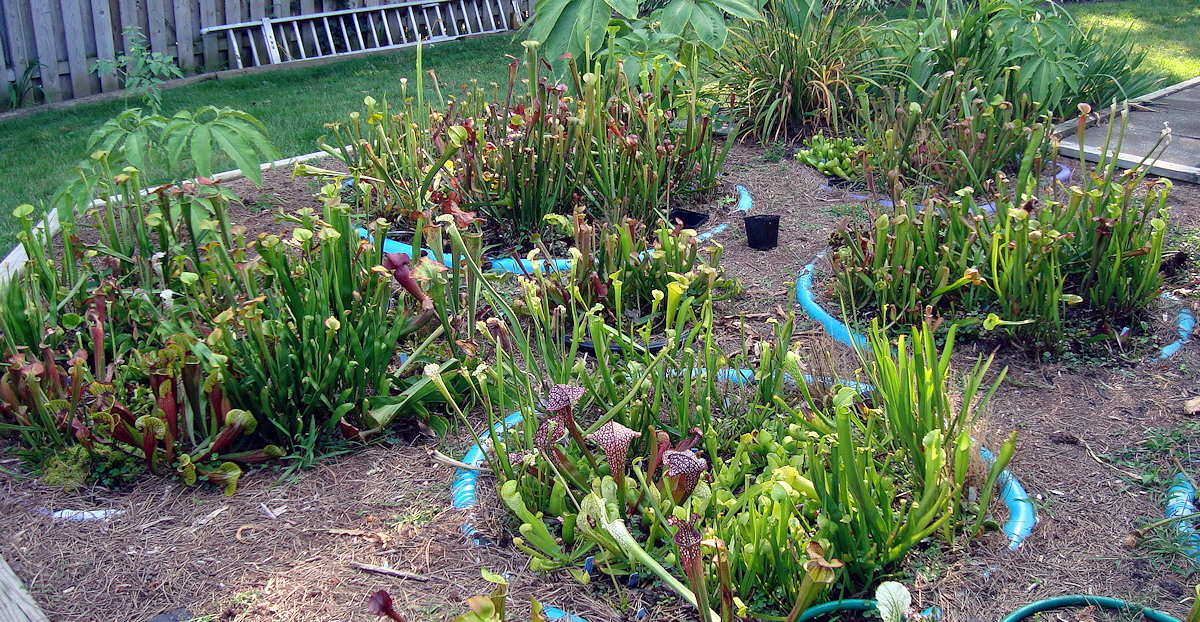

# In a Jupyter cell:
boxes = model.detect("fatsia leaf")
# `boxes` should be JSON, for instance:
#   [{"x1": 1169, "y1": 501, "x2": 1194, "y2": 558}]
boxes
[
  {"x1": 572, "y1": 0, "x2": 614, "y2": 58},
  {"x1": 689, "y1": 2, "x2": 728, "y2": 52},
  {"x1": 659, "y1": 0, "x2": 695, "y2": 36},
  {"x1": 604, "y1": 0, "x2": 638, "y2": 20},
  {"x1": 162, "y1": 122, "x2": 191, "y2": 169},
  {"x1": 218, "y1": 106, "x2": 270, "y2": 131},
  {"x1": 529, "y1": 0, "x2": 587, "y2": 59},
  {"x1": 189, "y1": 124, "x2": 213, "y2": 178},
  {"x1": 87, "y1": 119, "x2": 126, "y2": 153},
  {"x1": 529, "y1": 0, "x2": 572, "y2": 44},
  {"x1": 123, "y1": 129, "x2": 149, "y2": 171},
  {"x1": 706, "y1": 0, "x2": 762, "y2": 21},
  {"x1": 210, "y1": 125, "x2": 263, "y2": 185},
  {"x1": 214, "y1": 115, "x2": 280, "y2": 161}
]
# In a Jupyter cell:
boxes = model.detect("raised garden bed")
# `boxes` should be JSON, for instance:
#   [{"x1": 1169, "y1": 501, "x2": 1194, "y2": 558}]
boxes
[{"x1": 0, "y1": 142, "x2": 1196, "y2": 621}]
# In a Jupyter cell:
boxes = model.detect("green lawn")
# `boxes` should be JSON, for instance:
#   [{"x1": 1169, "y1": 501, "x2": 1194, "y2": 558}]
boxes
[
  {"x1": 1066, "y1": 0, "x2": 1200, "y2": 83},
  {"x1": 0, "y1": 34, "x2": 519, "y2": 251}
]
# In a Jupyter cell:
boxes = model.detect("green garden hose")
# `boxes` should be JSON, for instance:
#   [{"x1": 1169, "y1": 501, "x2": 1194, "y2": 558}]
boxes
[
  {"x1": 999, "y1": 595, "x2": 1181, "y2": 622},
  {"x1": 797, "y1": 600, "x2": 875, "y2": 621},
  {"x1": 797, "y1": 595, "x2": 1183, "y2": 622}
]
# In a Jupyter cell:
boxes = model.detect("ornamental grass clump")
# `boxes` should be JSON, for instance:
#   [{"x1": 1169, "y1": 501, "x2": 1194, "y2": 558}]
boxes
[
  {"x1": 713, "y1": 0, "x2": 894, "y2": 140},
  {"x1": 443, "y1": 217, "x2": 1017, "y2": 617}
]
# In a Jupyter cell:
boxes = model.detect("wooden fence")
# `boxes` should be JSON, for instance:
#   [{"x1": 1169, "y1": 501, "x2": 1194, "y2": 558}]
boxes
[{"x1": 0, "y1": 0, "x2": 525, "y2": 105}]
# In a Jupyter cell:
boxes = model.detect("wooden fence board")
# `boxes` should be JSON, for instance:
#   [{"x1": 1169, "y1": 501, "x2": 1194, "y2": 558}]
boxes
[
  {"x1": 174, "y1": 0, "x2": 196, "y2": 68},
  {"x1": 200, "y1": 0, "x2": 220, "y2": 71},
  {"x1": 0, "y1": 16, "x2": 8, "y2": 79},
  {"x1": 146, "y1": 0, "x2": 168, "y2": 55},
  {"x1": 224, "y1": 0, "x2": 243, "y2": 23},
  {"x1": 3, "y1": 3, "x2": 31, "y2": 86},
  {"x1": 30, "y1": 0, "x2": 62, "y2": 101},
  {"x1": 0, "y1": 26, "x2": 8, "y2": 83},
  {"x1": 1, "y1": 13, "x2": 13, "y2": 82},
  {"x1": 6, "y1": 0, "x2": 527, "y2": 103},
  {"x1": 89, "y1": 0, "x2": 118, "y2": 89},
  {"x1": 60, "y1": 0, "x2": 93, "y2": 98},
  {"x1": 224, "y1": 0, "x2": 242, "y2": 67},
  {"x1": 119, "y1": 0, "x2": 139, "y2": 52}
]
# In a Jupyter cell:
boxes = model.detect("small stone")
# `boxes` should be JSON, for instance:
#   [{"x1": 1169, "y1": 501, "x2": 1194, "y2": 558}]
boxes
[{"x1": 144, "y1": 609, "x2": 193, "y2": 622}]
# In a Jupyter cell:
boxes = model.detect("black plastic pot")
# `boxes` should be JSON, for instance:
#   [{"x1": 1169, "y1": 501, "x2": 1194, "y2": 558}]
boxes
[
  {"x1": 570, "y1": 326, "x2": 697, "y2": 356},
  {"x1": 573, "y1": 337, "x2": 667, "y2": 355},
  {"x1": 825, "y1": 176, "x2": 868, "y2": 192},
  {"x1": 668, "y1": 208, "x2": 710, "y2": 230},
  {"x1": 744, "y1": 215, "x2": 780, "y2": 250}
]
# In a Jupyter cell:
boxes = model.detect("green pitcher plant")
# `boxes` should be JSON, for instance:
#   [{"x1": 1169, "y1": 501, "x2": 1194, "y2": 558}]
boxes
[{"x1": 441, "y1": 216, "x2": 1019, "y2": 616}]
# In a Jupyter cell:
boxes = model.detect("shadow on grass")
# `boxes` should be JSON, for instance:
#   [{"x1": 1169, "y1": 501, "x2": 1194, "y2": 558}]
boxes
[{"x1": 1067, "y1": 0, "x2": 1200, "y2": 83}]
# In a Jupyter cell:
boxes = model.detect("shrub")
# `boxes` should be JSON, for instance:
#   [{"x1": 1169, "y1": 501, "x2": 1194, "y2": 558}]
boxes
[
  {"x1": 887, "y1": 0, "x2": 1162, "y2": 122},
  {"x1": 79, "y1": 106, "x2": 279, "y2": 186},
  {"x1": 526, "y1": 0, "x2": 761, "y2": 68}
]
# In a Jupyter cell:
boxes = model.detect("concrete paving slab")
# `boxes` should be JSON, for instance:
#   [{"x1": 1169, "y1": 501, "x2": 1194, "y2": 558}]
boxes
[{"x1": 1055, "y1": 76, "x2": 1200, "y2": 183}]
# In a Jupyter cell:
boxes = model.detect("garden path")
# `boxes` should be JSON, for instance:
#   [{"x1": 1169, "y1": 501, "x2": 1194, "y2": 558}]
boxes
[{"x1": 1057, "y1": 76, "x2": 1200, "y2": 183}]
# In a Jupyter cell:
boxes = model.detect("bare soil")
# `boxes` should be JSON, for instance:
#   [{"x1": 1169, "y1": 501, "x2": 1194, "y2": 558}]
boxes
[{"x1": 2, "y1": 143, "x2": 1199, "y2": 621}]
